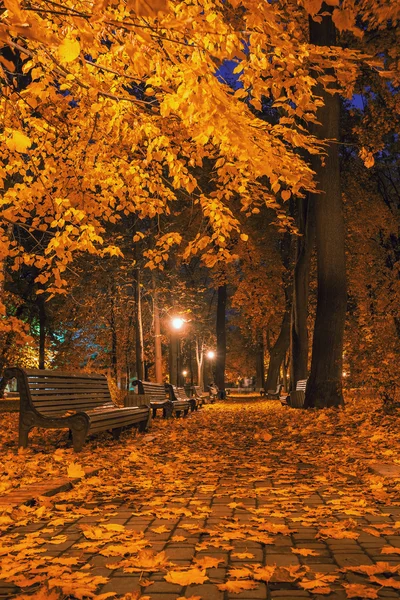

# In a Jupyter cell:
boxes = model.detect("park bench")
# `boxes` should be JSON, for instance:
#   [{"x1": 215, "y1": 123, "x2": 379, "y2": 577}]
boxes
[
  {"x1": 136, "y1": 381, "x2": 173, "y2": 419},
  {"x1": 192, "y1": 385, "x2": 209, "y2": 405},
  {"x1": 169, "y1": 385, "x2": 198, "y2": 412},
  {"x1": 260, "y1": 383, "x2": 283, "y2": 399},
  {"x1": 288, "y1": 379, "x2": 307, "y2": 408},
  {"x1": 5, "y1": 367, "x2": 151, "y2": 452},
  {"x1": 166, "y1": 384, "x2": 193, "y2": 416}
]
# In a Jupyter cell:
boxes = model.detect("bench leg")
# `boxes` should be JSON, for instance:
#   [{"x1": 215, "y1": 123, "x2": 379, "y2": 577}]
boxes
[
  {"x1": 189, "y1": 400, "x2": 196, "y2": 412},
  {"x1": 112, "y1": 427, "x2": 122, "y2": 440},
  {"x1": 139, "y1": 410, "x2": 151, "y2": 432},
  {"x1": 164, "y1": 405, "x2": 173, "y2": 419},
  {"x1": 18, "y1": 425, "x2": 31, "y2": 448},
  {"x1": 70, "y1": 416, "x2": 89, "y2": 452},
  {"x1": 19, "y1": 412, "x2": 36, "y2": 448},
  {"x1": 71, "y1": 428, "x2": 86, "y2": 452},
  {"x1": 152, "y1": 407, "x2": 157, "y2": 419},
  {"x1": 184, "y1": 408, "x2": 189, "y2": 416}
]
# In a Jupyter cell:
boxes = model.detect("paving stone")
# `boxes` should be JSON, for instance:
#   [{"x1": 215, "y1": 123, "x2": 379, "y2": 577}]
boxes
[
  {"x1": 226, "y1": 582, "x2": 267, "y2": 599},
  {"x1": 271, "y1": 592, "x2": 310, "y2": 598},
  {"x1": 99, "y1": 576, "x2": 141, "y2": 594},
  {"x1": 146, "y1": 581, "x2": 183, "y2": 593},
  {"x1": 164, "y1": 546, "x2": 195, "y2": 561},
  {"x1": 265, "y1": 554, "x2": 300, "y2": 566},
  {"x1": 333, "y1": 553, "x2": 374, "y2": 567}
]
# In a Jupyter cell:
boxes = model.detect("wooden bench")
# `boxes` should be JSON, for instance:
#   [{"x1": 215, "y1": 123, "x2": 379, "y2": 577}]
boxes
[
  {"x1": 169, "y1": 385, "x2": 197, "y2": 412},
  {"x1": 5, "y1": 367, "x2": 151, "y2": 452},
  {"x1": 289, "y1": 379, "x2": 307, "y2": 408},
  {"x1": 192, "y1": 385, "x2": 209, "y2": 406},
  {"x1": 137, "y1": 381, "x2": 173, "y2": 419},
  {"x1": 260, "y1": 383, "x2": 283, "y2": 399}
]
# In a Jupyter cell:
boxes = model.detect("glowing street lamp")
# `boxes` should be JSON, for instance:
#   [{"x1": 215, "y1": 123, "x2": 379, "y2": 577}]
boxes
[
  {"x1": 207, "y1": 350, "x2": 215, "y2": 360},
  {"x1": 169, "y1": 316, "x2": 185, "y2": 386},
  {"x1": 171, "y1": 317, "x2": 184, "y2": 331}
]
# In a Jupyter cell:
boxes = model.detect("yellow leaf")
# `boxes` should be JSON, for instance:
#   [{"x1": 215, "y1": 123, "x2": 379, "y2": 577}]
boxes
[
  {"x1": 151, "y1": 525, "x2": 171, "y2": 534},
  {"x1": 6, "y1": 130, "x2": 31, "y2": 153},
  {"x1": 218, "y1": 580, "x2": 259, "y2": 593},
  {"x1": 58, "y1": 37, "x2": 81, "y2": 64},
  {"x1": 104, "y1": 523, "x2": 125, "y2": 532},
  {"x1": 67, "y1": 462, "x2": 85, "y2": 478},
  {"x1": 291, "y1": 548, "x2": 319, "y2": 556},
  {"x1": 281, "y1": 190, "x2": 291, "y2": 201},
  {"x1": 171, "y1": 535, "x2": 187, "y2": 542},
  {"x1": 194, "y1": 556, "x2": 224, "y2": 569},
  {"x1": 240, "y1": 233, "x2": 248, "y2": 242},
  {"x1": 253, "y1": 565, "x2": 276, "y2": 582},
  {"x1": 231, "y1": 552, "x2": 255, "y2": 559},
  {"x1": 165, "y1": 568, "x2": 208, "y2": 586},
  {"x1": 381, "y1": 546, "x2": 400, "y2": 555},
  {"x1": 343, "y1": 583, "x2": 379, "y2": 599}
]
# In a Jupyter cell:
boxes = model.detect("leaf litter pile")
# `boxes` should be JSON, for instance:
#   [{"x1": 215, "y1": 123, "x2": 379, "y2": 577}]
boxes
[{"x1": 1, "y1": 396, "x2": 400, "y2": 599}]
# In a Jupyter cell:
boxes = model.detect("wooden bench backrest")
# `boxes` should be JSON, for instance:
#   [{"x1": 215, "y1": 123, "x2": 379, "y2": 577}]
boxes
[
  {"x1": 296, "y1": 379, "x2": 307, "y2": 392},
  {"x1": 138, "y1": 381, "x2": 168, "y2": 401},
  {"x1": 171, "y1": 386, "x2": 189, "y2": 401},
  {"x1": 193, "y1": 385, "x2": 206, "y2": 396},
  {"x1": 14, "y1": 368, "x2": 113, "y2": 417}
]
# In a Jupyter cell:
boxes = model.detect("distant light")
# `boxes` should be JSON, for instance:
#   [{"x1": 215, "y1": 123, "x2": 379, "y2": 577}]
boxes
[
  {"x1": 182, "y1": 370, "x2": 188, "y2": 377},
  {"x1": 342, "y1": 371, "x2": 348, "y2": 377},
  {"x1": 171, "y1": 317, "x2": 184, "y2": 330},
  {"x1": 207, "y1": 350, "x2": 215, "y2": 359}
]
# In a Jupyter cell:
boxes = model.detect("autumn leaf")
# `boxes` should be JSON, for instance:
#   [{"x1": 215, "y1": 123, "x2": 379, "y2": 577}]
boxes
[
  {"x1": 151, "y1": 525, "x2": 171, "y2": 534},
  {"x1": 343, "y1": 583, "x2": 379, "y2": 599},
  {"x1": 164, "y1": 568, "x2": 208, "y2": 586},
  {"x1": 194, "y1": 556, "x2": 224, "y2": 569},
  {"x1": 253, "y1": 565, "x2": 276, "y2": 582},
  {"x1": 58, "y1": 37, "x2": 81, "y2": 63},
  {"x1": 381, "y1": 546, "x2": 400, "y2": 555},
  {"x1": 217, "y1": 580, "x2": 259, "y2": 593},
  {"x1": 300, "y1": 573, "x2": 338, "y2": 590},
  {"x1": 231, "y1": 552, "x2": 255, "y2": 559},
  {"x1": 369, "y1": 576, "x2": 400, "y2": 589},
  {"x1": 291, "y1": 548, "x2": 319, "y2": 556},
  {"x1": 6, "y1": 130, "x2": 32, "y2": 153},
  {"x1": 228, "y1": 567, "x2": 252, "y2": 579},
  {"x1": 67, "y1": 462, "x2": 85, "y2": 478}
]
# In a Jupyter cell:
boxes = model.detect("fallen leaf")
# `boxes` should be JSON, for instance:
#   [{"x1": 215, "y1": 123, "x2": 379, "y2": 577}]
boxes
[
  {"x1": 165, "y1": 568, "x2": 208, "y2": 586},
  {"x1": 217, "y1": 580, "x2": 259, "y2": 593},
  {"x1": 343, "y1": 583, "x2": 379, "y2": 599}
]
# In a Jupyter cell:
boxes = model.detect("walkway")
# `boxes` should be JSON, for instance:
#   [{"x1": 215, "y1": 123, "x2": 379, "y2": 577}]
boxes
[{"x1": 1, "y1": 397, "x2": 400, "y2": 599}]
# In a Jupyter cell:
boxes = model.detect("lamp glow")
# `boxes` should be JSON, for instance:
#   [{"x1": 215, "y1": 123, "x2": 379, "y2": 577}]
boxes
[
  {"x1": 171, "y1": 317, "x2": 184, "y2": 330},
  {"x1": 207, "y1": 350, "x2": 215, "y2": 359}
]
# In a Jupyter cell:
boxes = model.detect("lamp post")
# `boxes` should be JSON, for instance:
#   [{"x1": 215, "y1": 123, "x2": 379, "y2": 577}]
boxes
[
  {"x1": 169, "y1": 317, "x2": 184, "y2": 387},
  {"x1": 203, "y1": 349, "x2": 215, "y2": 389}
]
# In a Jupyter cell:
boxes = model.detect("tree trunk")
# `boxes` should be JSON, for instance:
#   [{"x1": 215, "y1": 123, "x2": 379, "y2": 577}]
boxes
[
  {"x1": 304, "y1": 5, "x2": 347, "y2": 408},
  {"x1": 110, "y1": 297, "x2": 118, "y2": 379},
  {"x1": 153, "y1": 286, "x2": 163, "y2": 383},
  {"x1": 255, "y1": 329, "x2": 265, "y2": 389},
  {"x1": 290, "y1": 195, "x2": 314, "y2": 387},
  {"x1": 195, "y1": 337, "x2": 204, "y2": 390},
  {"x1": 265, "y1": 306, "x2": 291, "y2": 390},
  {"x1": 215, "y1": 284, "x2": 227, "y2": 394},
  {"x1": 134, "y1": 268, "x2": 144, "y2": 380},
  {"x1": 38, "y1": 295, "x2": 46, "y2": 369}
]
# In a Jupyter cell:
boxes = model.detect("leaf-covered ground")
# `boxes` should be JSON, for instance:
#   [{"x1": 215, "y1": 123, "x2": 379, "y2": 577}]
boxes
[{"x1": 1, "y1": 396, "x2": 400, "y2": 599}]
